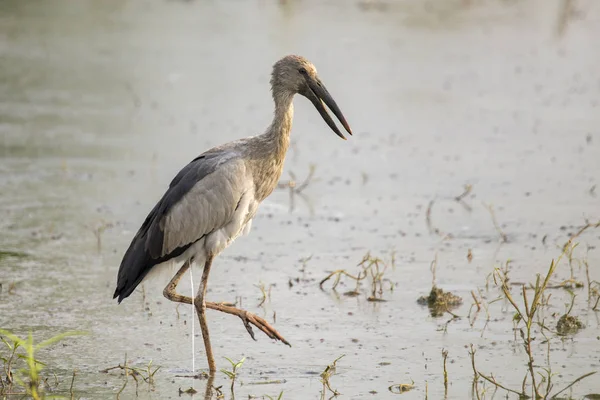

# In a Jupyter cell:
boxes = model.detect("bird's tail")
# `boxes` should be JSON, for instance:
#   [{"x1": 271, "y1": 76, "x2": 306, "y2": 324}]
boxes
[{"x1": 113, "y1": 237, "x2": 153, "y2": 303}]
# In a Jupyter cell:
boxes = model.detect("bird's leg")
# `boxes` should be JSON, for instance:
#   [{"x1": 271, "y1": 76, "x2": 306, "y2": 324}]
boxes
[
  {"x1": 163, "y1": 261, "x2": 232, "y2": 307},
  {"x1": 204, "y1": 302, "x2": 291, "y2": 347},
  {"x1": 194, "y1": 255, "x2": 216, "y2": 373},
  {"x1": 163, "y1": 260, "x2": 193, "y2": 304},
  {"x1": 163, "y1": 259, "x2": 290, "y2": 349},
  {"x1": 203, "y1": 372, "x2": 215, "y2": 399}
]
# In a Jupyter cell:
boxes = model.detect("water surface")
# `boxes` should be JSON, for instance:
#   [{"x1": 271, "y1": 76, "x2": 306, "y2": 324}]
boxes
[{"x1": 1, "y1": 0, "x2": 599, "y2": 399}]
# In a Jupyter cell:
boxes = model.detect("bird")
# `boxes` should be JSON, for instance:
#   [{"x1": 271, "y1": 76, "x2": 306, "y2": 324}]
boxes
[{"x1": 113, "y1": 55, "x2": 352, "y2": 373}]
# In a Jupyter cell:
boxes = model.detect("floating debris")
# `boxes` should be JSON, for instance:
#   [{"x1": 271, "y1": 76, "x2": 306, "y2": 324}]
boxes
[
  {"x1": 179, "y1": 387, "x2": 198, "y2": 395},
  {"x1": 557, "y1": 314, "x2": 585, "y2": 335},
  {"x1": 417, "y1": 286, "x2": 463, "y2": 317},
  {"x1": 389, "y1": 381, "x2": 415, "y2": 394}
]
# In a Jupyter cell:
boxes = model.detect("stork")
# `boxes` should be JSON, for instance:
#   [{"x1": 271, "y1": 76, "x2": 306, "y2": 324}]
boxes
[{"x1": 113, "y1": 55, "x2": 352, "y2": 372}]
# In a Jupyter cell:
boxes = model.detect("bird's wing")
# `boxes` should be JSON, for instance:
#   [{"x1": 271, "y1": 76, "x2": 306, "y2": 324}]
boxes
[
  {"x1": 158, "y1": 158, "x2": 248, "y2": 257},
  {"x1": 113, "y1": 150, "x2": 249, "y2": 302}
]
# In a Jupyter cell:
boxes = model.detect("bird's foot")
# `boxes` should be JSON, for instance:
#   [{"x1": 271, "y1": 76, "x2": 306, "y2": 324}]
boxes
[
  {"x1": 205, "y1": 302, "x2": 290, "y2": 347},
  {"x1": 239, "y1": 310, "x2": 291, "y2": 346}
]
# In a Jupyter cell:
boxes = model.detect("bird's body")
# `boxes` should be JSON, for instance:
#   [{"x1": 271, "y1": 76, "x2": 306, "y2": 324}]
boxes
[
  {"x1": 113, "y1": 98, "x2": 294, "y2": 302},
  {"x1": 113, "y1": 55, "x2": 352, "y2": 374}
]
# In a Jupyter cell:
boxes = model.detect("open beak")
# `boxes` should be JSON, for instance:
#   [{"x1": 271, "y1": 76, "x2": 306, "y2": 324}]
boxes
[{"x1": 304, "y1": 76, "x2": 352, "y2": 140}]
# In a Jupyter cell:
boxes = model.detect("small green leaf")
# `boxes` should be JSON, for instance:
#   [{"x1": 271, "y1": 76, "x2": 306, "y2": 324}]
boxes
[
  {"x1": 17, "y1": 354, "x2": 47, "y2": 366},
  {"x1": 234, "y1": 357, "x2": 246, "y2": 370},
  {"x1": 0, "y1": 329, "x2": 25, "y2": 346},
  {"x1": 220, "y1": 369, "x2": 235, "y2": 379},
  {"x1": 223, "y1": 357, "x2": 236, "y2": 367}
]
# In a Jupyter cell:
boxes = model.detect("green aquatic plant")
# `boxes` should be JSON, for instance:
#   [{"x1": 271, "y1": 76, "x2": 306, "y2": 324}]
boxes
[
  {"x1": 0, "y1": 328, "x2": 84, "y2": 399},
  {"x1": 100, "y1": 355, "x2": 161, "y2": 398},
  {"x1": 320, "y1": 251, "x2": 395, "y2": 301},
  {"x1": 255, "y1": 281, "x2": 274, "y2": 307},
  {"x1": 221, "y1": 356, "x2": 245, "y2": 393},
  {"x1": 320, "y1": 354, "x2": 344, "y2": 398},
  {"x1": 471, "y1": 236, "x2": 597, "y2": 399}
]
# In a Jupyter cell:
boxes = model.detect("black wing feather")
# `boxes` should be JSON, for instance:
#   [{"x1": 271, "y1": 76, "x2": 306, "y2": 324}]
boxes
[{"x1": 113, "y1": 152, "x2": 224, "y2": 303}]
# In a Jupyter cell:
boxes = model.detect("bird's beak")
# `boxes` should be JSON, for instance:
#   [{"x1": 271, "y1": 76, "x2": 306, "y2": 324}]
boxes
[{"x1": 304, "y1": 76, "x2": 352, "y2": 140}]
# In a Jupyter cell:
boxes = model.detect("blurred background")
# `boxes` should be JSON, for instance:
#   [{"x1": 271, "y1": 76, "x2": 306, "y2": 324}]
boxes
[{"x1": 1, "y1": 0, "x2": 599, "y2": 399}]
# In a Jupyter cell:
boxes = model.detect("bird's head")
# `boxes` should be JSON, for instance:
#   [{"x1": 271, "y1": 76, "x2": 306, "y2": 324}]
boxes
[{"x1": 271, "y1": 55, "x2": 352, "y2": 140}]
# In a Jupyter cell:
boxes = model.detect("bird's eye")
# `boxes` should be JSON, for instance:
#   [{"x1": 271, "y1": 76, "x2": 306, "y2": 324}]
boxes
[{"x1": 298, "y1": 68, "x2": 307, "y2": 75}]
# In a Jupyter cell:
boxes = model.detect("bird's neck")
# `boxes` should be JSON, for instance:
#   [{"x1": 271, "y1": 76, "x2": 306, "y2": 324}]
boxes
[
  {"x1": 247, "y1": 90, "x2": 294, "y2": 202},
  {"x1": 264, "y1": 90, "x2": 294, "y2": 161}
]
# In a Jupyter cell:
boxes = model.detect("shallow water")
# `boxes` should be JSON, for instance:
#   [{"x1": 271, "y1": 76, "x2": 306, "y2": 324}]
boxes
[{"x1": 1, "y1": 0, "x2": 599, "y2": 399}]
